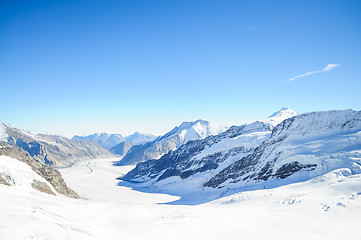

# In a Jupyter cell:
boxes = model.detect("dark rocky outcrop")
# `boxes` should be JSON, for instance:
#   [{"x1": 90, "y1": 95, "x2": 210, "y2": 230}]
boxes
[{"x1": 31, "y1": 179, "x2": 56, "y2": 195}]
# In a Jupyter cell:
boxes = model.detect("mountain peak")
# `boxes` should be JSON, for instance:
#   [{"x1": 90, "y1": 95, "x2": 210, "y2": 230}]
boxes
[
  {"x1": 261, "y1": 108, "x2": 298, "y2": 127},
  {"x1": 268, "y1": 107, "x2": 297, "y2": 118}
]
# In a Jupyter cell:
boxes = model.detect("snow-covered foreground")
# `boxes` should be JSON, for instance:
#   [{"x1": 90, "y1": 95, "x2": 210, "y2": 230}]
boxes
[{"x1": 1, "y1": 158, "x2": 361, "y2": 240}]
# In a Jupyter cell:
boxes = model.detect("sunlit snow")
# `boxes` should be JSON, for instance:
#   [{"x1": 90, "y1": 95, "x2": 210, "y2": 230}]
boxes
[{"x1": 1, "y1": 157, "x2": 360, "y2": 239}]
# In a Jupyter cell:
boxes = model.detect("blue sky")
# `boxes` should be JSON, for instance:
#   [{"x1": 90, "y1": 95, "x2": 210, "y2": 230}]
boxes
[{"x1": 1, "y1": 0, "x2": 360, "y2": 136}]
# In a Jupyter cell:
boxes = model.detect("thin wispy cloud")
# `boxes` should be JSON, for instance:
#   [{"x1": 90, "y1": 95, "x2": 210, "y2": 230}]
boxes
[{"x1": 288, "y1": 63, "x2": 341, "y2": 81}]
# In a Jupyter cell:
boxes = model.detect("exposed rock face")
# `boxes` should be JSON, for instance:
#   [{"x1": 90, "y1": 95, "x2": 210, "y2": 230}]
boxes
[
  {"x1": 0, "y1": 122, "x2": 114, "y2": 167},
  {"x1": 116, "y1": 120, "x2": 227, "y2": 166},
  {"x1": 0, "y1": 142, "x2": 79, "y2": 198},
  {"x1": 31, "y1": 179, "x2": 56, "y2": 195},
  {"x1": 116, "y1": 142, "x2": 153, "y2": 166},
  {"x1": 0, "y1": 174, "x2": 10, "y2": 186}
]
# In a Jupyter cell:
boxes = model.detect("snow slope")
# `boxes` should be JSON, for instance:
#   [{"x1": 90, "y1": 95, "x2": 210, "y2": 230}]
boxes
[
  {"x1": 0, "y1": 157, "x2": 360, "y2": 239},
  {"x1": 0, "y1": 155, "x2": 56, "y2": 194}
]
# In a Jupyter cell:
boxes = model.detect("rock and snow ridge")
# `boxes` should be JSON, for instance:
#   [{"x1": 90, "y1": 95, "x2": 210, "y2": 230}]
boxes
[
  {"x1": 0, "y1": 142, "x2": 79, "y2": 198},
  {"x1": 205, "y1": 109, "x2": 361, "y2": 190},
  {"x1": 0, "y1": 155, "x2": 57, "y2": 195},
  {"x1": 115, "y1": 119, "x2": 227, "y2": 166},
  {"x1": 121, "y1": 109, "x2": 361, "y2": 201}
]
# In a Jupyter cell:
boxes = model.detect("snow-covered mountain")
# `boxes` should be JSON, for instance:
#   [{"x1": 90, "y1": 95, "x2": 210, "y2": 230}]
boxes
[
  {"x1": 205, "y1": 109, "x2": 361, "y2": 190},
  {"x1": 72, "y1": 132, "x2": 157, "y2": 150},
  {"x1": 260, "y1": 107, "x2": 298, "y2": 128},
  {"x1": 121, "y1": 108, "x2": 296, "y2": 184},
  {"x1": 72, "y1": 133, "x2": 125, "y2": 149},
  {"x1": 115, "y1": 119, "x2": 227, "y2": 166},
  {"x1": 124, "y1": 132, "x2": 157, "y2": 145},
  {"x1": 0, "y1": 122, "x2": 114, "y2": 167},
  {"x1": 121, "y1": 109, "x2": 361, "y2": 200}
]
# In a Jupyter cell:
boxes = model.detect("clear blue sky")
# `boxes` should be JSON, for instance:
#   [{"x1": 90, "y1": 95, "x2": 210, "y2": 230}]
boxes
[{"x1": 1, "y1": 0, "x2": 360, "y2": 136}]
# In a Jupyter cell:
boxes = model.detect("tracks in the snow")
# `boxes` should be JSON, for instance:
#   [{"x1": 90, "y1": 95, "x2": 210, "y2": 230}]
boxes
[{"x1": 86, "y1": 162, "x2": 94, "y2": 174}]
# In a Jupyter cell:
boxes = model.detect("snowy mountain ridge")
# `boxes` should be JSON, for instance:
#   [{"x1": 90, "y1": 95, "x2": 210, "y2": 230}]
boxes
[
  {"x1": 73, "y1": 132, "x2": 157, "y2": 149},
  {"x1": 115, "y1": 119, "x2": 227, "y2": 166},
  {"x1": 72, "y1": 133, "x2": 125, "y2": 149},
  {"x1": 121, "y1": 109, "x2": 361, "y2": 202}
]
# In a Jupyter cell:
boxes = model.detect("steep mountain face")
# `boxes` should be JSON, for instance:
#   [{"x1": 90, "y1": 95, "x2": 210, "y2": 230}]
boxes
[
  {"x1": 115, "y1": 120, "x2": 227, "y2": 166},
  {"x1": 0, "y1": 142, "x2": 79, "y2": 198},
  {"x1": 204, "y1": 110, "x2": 361, "y2": 190},
  {"x1": 0, "y1": 122, "x2": 114, "y2": 167},
  {"x1": 121, "y1": 109, "x2": 361, "y2": 197},
  {"x1": 110, "y1": 141, "x2": 133, "y2": 156},
  {"x1": 108, "y1": 132, "x2": 157, "y2": 156},
  {"x1": 72, "y1": 133, "x2": 125, "y2": 149}
]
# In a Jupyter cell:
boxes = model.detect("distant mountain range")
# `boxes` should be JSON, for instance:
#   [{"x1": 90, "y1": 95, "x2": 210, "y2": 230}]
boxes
[
  {"x1": 72, "y1": 132, "x2": 157, "y2": 150},
  {"x1": 72, "y1": 133, "x2": 125, "y2": 149},
  {"x1": 72, "y1": 132, "x2": 157, "y2": 156},
  {"x1": 0, "y1": 122, "x2": 114, "y2": 167},
  {"x1": 115, "y1": 119, "x2": 228, "y2": 166},
  {"x1": 120, "y1": 108, "x2": 361, "y2": 200}
]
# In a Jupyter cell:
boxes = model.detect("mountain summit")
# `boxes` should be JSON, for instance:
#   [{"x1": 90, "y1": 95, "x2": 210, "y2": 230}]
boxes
[{"x1": 261, "y1": 107, "x2": 298, "y2": 127}]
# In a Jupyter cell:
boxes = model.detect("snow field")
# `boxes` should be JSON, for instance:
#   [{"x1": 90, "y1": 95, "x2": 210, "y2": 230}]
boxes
[{"x1": 0, "y1": 157, "x2": 360, "y2": 239}]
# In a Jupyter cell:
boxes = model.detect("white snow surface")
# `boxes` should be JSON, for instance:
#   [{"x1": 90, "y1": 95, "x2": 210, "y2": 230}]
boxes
[{"x1": 1, "y1": 157, "x2": 361, "y2": 239}]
